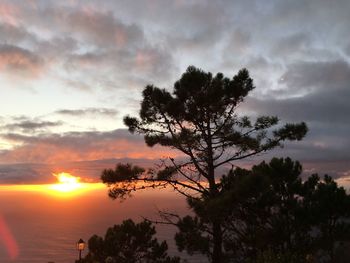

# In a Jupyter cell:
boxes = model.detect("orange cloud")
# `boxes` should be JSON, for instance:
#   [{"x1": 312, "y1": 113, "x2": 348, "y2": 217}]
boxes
[
  {"x1": 0, "y1": 3, "x2": 20, "y2": 26},
  {"x1": 0, "y1": 130, "x2": 184, "y2": 184},
  {"x1": 0, "y1": 44, "x2": 43, "y2": 77},
  {"x1": 0, "y1": 130, "x2": 180, "y2": 164}
]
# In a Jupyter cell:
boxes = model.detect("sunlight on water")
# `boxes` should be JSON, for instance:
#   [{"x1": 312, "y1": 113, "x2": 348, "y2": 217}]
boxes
[
  {"x1": 0, "y1": 215, "x2": 19, "y2": 260},
  {"x1": 0, "y1": 183, "x2": 105, "y2": 198},
  {"x1": 0, "y1": 183, "x2": 206, "y2": 263},
  {"x1": 0, "y1": 172, "x2": 205, "y2": 262}
]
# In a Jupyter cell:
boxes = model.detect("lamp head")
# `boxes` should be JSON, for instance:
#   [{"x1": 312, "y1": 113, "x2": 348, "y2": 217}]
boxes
[{"x1": 77, "y1": 238, "x2": 85, "y2": 251}]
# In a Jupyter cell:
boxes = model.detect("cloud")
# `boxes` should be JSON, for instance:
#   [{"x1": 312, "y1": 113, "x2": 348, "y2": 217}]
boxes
[
  {"x1": 36, "y1": 36, "x2": 78, "y2": 58},
  {"x1": 225, "y1": 29, "x2": 251, "y2": 55},
  {"x1": 0, "y1": 4, "x2": 175, "y2": 91},
  {"x1": 66, "y1": 52, "x2": 107, "y2": 69},
  {"x1": 238, "y1": 59, "x2": 350, "y2": 177},
  {"x1": 59, "y1": 9, "x2": 175, "y2": 90},
  {"x1": 279, "y1": 60, "x2": 350, "y2": 93},
  {"x1": 0, "y1": 163, "x2": 50, "y2": 184},
  {"x1": 0, "y1": 129, "x2": 180, "y2": 164},
  {"x1": 272, "y1": 32, "x2": 311, "y2": 58},
  {"x1": 345, "y1": 43, "x2": 350, "y2": 56},
  {"x1": 0, "y1": 2, "x2": 20, "y2": 26},
  {"x1": 0, "y1": 0, "x2": 349, "y2": 184},
  {"x1": 0, "y1": 23, "x2": 38, "y2": 44},
  {"x1": 243, "y1": 59, "x2": 350, "y2": 124},
  {"x1": 55, "y1": 107, "x2": 118, "y2": 117},
  {"x1": 3, "y1": 119, "x2": 62, "y2": 133},
  {"x1": 65, "y1": 9, "x2": 144, "y2": 49},
  {"x1": 0, "y1": 158, "x2": 158, "y2": 184},
  {"x1": 0, "y1": 44, "x2": 44, "y2": 77}
]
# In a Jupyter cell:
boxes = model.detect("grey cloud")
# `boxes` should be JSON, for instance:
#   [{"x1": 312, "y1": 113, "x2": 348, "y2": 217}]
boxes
[
  {"x1": 58, "y1": 9, "x2": 175, "y2": 90},
  {"x1": 246, "y1": 88, "x2": 349, "y2": 125},
  {"x1": 0, "y1": 5, "x2": 175, "y2": 90},
  {"x1": 3, "y1": 119, "x2": 63, "y2": 133},
  {"x1": 109, "y1": 0, "x2": 226, "y2": 45},
  {"x1": 2, "y1": 129, "x2": 142, "y2": 146},
  {"x1": 0, "y1": 163, "x2": 50, "y2": 184},
  {"x1": 55, "y1": 107, "x2": 118, "y2": 117},
  {"x1": 36, "y1": 36, "x2": 78, "y2": 57},
  {"x1": 101, "y1": 1, "x2": 227, "y2": 71},
  {"x1": 238, "y1": 59, "x2": 350, "y2": 175},
  {"x1": 65, "y1": 10, "x2": 144, "y2": 49},
  {"x1": 218, "y1": 0, "x2": 350, "y2": 66},
  {"x1": 280, "y1": 60, "x2": 350, "y2": 91},
  {"x1": 272, "y1": 32, "x2": 311, "y2": 57},
  {"x1": 0, "y1": 23, "x2": 38, "y2": 45},
  {"x1": 345, "y1": 43, "x2": 350, "y2": 56},
  {"x1": 63, "y1": 79, "x2": 93, "y2": 92},
  {"x1": 253, "y1": 0, "x2": 350, "y2": 41},
  {"x1": 19, "y1": 5, "x2": 143, "y2": 49},
  {"x1": 245, "y1": 59, "x2": 350, "y2": 124},
  {"x1": 63, "y1": 45, "x2": 174, "y2": 93},
  {"x1": 67, "y1": 52, "x2": 107, "y2": 68},
  {"x1": 0, "y1": 0, "x2": 349, "y2": 181},
  {"x1": 226, "y1": 29, "x2": 251, "y2": 55}
]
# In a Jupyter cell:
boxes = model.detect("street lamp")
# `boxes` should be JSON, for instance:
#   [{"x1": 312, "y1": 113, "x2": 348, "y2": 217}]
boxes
[{"x1": 76, "y1": 238, "x2": 85, "y2": 262}]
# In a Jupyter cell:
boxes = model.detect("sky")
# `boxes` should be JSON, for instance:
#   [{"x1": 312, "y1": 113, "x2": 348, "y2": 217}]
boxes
[{"x1": 0, "y1": 0, "x2": 350, "y2": 184}]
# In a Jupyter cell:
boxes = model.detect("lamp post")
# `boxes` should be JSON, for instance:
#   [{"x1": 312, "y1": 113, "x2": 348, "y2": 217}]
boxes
[{"x1": 76, "y1": 238, "x2": 85, "y2": 262}]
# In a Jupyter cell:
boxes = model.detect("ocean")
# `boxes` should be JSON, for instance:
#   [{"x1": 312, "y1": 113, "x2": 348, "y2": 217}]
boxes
[{"x1": 0, "y1": 185, "x2": 206, "y2": 263}]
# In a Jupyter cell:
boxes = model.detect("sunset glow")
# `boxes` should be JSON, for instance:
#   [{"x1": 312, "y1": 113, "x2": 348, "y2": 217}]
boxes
[
  {"x1": 50, "y1": 172, "x2": 82, "y2": 193},
  {"x1": 47, "y1": 172, "x2": 104, "y2": 197},
  {"x1": 0, "y1": 172, "x2": 104, "y2": 198},
  {"x1": 0, "y1": 1, "x2": 349, "y2": 262}
]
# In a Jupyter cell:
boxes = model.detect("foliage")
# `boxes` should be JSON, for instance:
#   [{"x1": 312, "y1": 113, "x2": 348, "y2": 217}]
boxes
[
  {"x1": 104, "y1": 66, "x2": 307, "y2": 200},
  {"x1": 81, "y1": 219, "x2": 181, "y2": 263},
  {"x1": 101, "y1": 163, "x2": 146, "y2": 199},
  {"x1": 251, "y1": 249, "x2": 305, "y2": 263},
  {"x1": 174, "y1": 158, "x2": 350, "y2": 262},
  {"x1": 101, "y1": 66, "x2": 307, "y2": 263}
]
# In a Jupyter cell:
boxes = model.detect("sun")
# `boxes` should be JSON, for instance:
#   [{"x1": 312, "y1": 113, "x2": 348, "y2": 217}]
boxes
[{"x1": 49, "y1": 172, "x2": 82, "y2": 193}]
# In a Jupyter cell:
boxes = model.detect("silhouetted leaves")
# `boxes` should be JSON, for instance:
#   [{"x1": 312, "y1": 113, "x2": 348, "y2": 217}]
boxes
[
  {"x1": 101, "y1": 163, "x2": 145, "y2": 199},
  {"x1": 175, "y1": 158, "x2": 350, "y2": 262},
  {"x1": 123, "y1": 66, "x2": 307, "y2": 174},
  {"x1": 101, "y1": 163, "x2": 145, "y2": 183},
  {"x1": 104, "y1": 66, "x2": 308, "y2": 263},
  {"x1": 81, "y1": 219, "x2": 181, "y2": 263}
]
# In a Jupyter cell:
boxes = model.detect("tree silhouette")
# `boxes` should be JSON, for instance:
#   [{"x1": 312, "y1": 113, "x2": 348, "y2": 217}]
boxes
[
  {"x1": 101, "y1": 66, "x2": 307, "y2": 263},
  {"x1": 81, "y1": 219, "x2": 180, "y2": 263},
  {"x1": 175, "y1": 158, "x2": 350, "y2": 262},
  {"x1": 303, "y1": 174, "x2": 350, "y2": 260}
]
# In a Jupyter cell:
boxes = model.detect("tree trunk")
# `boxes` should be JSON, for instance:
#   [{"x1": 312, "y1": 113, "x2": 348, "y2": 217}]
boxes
[
  {"x1": 209, "y1": 176, "x2": 223, "y2": 263},
  {"x1": 208, "y1": 173, "x2": 223, "y2": 263},
  {"x1": 206, "y1": 118, "x2": 223, "y2": 263},
  {"x1": 212, "y1": 219, "x2": 223, "y2": 263}
]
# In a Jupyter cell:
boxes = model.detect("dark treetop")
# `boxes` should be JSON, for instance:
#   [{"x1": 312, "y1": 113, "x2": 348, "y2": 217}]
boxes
[{"x1": 101, "y1": 66, "x2": 308, "y2": 263}]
